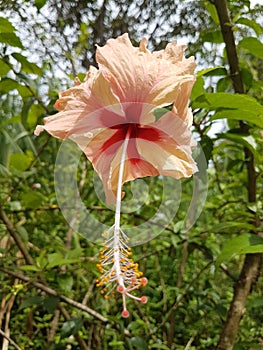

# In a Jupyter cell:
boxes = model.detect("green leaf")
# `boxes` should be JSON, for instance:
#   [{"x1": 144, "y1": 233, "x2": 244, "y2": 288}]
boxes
[
  {"x1": 194, "y1": 93, "x2": 263, "y2": 128},
  {"x1": 43, "y1": 297, "x2": 59, "y2": 313},
  {"x1": 212, "y1": 109, "x2": 263, "y2": 128},
  {"x1": 130, "y1": 337, "x2": 148, "y2": 350},
  {"x1": 241, "y1": 67, "x2": 253, "y2": 89},
  {"x1": 61, "y1": 318, "x2": 83, "y2": 338},
  {"x1": 239, "y1": 37, "x2": 263, "y2": 59},
  {"x1": 212, "y1": 221, "x2": 256, "y2": 233},
  {"x1": 0, "y1": 16, "x2": 16, "y2": 33},
  {"x1": 0, "y1": 78, "x2": 20, "y2": 93},
  {"x1": 34, "y1": 0, "x2": 47, "y2": 10},
  {"x1": 0, "y1": 58, "x2": 11, "y2": 76},
  {"x1": 19, "y1": 265, "x2": 41, "y2": 271},
  {"x1": 216, "y1": 234, "x2": 263, "y2": 266},
  {"x1": 21, "y1": 191, "x2": 46, "y2": 209},
  {"x1": 202, "y1": 30, "x2": 223, "y2": 43},
  {"x1": 27, "y1": 104, "x2": 45, "y2": 128},
  {"x1": 46, "y1": 253, "x2": 79, "y2": 268},
  {"x1": 199, "y1": 135, "x2": 213, "y2": 164},
  {"x1": 216, "y1": 76, "x2": 231, "y2": 92},
  {"x1": 246, "y1": 296, "x2": 263, "y2": 309},
  {"x1": 197, "y1": 66, "x2": 226, "y2": 77},
  {"x1": 9, "y1": 153, "x2": 32, "y2": 171},
  {"x1": 216, "y1": 132, "x2": 258, "y2": 157},
  {"x1": 191, "y1": 76, "x2": 205, "y2": 100},
  {"x1": 0, "y1": 163, "x2": 10, "y2": 177},
  {"x1": 0, "y1": 33, "x2": 23, "y2": 49},
  {"x1": 236, "y1": 17, "x2": 262, "y2": 37},
  {"x1": 205, "y1": 2, "x2": 219, "y2": 24},
  {"x1": 57, "y1": 274, "x2": 74, "y2": 293},
  {"x1": 19, "y1": 296, "x2": 43, "y2": 310},
  {"x1": 12, "y1": 53, "x2": 42, "y2": 76}
]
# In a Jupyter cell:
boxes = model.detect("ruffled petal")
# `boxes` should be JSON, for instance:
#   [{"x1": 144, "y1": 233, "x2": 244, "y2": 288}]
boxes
[
  {"x1": 136, "y1": 134, "x2": 197, "y2": 180},
  {"x1": 96, "y1": 33, "x2": 196, "y2": 121},
  {"x1": 34, "y1": 68, "x2": 124, "y2": 139}
]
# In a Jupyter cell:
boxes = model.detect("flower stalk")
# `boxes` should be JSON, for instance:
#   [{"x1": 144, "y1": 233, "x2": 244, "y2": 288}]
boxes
[{"x1": 96, "y1": 129, "x2": 148, "y2": 317}]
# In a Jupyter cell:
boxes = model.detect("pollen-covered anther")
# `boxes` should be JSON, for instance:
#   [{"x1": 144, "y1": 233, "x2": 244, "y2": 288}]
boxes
[{"x1": 140, "y1": 277, "x2": 148, "y2": 286}]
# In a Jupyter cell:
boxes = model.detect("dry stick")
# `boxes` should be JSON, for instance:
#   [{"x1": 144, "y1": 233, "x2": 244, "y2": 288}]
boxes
[
  {"x1": 213, "y1": 1, "x2": 262, "y2": 349},
  {"x1": 0, "y1": 207, "x2": 34, "y2": 266},
  {"x1": 0, "y1": 267, "x2": 108, "y2": 323},
  {"x1": 0, "y1": 329, "x2": 22, "y2": 350}
]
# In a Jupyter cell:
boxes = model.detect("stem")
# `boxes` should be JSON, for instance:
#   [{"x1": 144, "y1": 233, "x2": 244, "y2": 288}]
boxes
[
  {"x1": 113, "y1": 131, "x2": 130, "y2": 286},
  {"x1": 213, "y1": 1, "x2": 262, "y2": 349}
]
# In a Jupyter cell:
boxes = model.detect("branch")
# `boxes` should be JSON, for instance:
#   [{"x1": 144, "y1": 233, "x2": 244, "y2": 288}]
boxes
[
  {"x1": 0, "y1": 329, "x2": 22, "y2": 350},
  {"x1": 213, "y1": 0, "x2": 243, "y2": 94},
  {"x1": 0, "y1": 207, "x2": 34, "y2": 265},
  {"x1": 0, "y1": 267, "x2": 108, "y2": 323},
  {"x1": 214, "y1": 1, "x2": 262, "y2": 349}
]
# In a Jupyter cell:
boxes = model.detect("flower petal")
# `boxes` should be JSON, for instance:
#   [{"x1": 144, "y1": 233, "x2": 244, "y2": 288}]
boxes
[
  {"x1": 34, "y1": 68, "x2": 124, "y2": 138},
  {"x1": 137, "y1": 139, "x2": 197, "y2": 179},
  {"x1": 96, "y1": 33, "x2": 196, "y2": 120}
]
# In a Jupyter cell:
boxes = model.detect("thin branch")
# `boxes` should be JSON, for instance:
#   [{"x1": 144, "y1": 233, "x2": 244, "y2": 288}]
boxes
[
  {"x1": 0, "y1": 267, "x2": 108, "y2": 323},
  {"x1": 0, "y1": 329, "x2": 22, "y2": 350},
  {"x1": 213, "y1": 0, "x2": 243, "y2": 94},
  {"x1": 0, "y1": 207, "x2": 34, "y2": 265}
]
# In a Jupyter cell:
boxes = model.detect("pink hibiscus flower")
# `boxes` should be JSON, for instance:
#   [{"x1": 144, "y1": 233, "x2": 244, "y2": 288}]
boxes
[{"x1": 35, "y1": 33, "x2": 197, "y2": 317}]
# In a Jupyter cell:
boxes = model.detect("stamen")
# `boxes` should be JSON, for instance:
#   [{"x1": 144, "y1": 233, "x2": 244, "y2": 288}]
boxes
[{"x1": 96, "y1": 128, "x2": 148, "y2": 317}]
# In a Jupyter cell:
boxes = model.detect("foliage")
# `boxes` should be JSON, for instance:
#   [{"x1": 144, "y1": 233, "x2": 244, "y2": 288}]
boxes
[{"x1": 0, "y1": 1, "x2": 263, "y2": 349}]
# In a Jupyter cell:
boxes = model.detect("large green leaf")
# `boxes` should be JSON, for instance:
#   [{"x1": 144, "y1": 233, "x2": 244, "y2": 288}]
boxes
[
  {"x1": 12, "y1": 53, "x2": 43, "y2": 76},
  {"x1": 0, "y1": 78, "x2": 20, "y2": 93},
  {"x1": 191, "y1": 76, "x2": 205, "y2": 100},
  {"x1": 202, "y1": 30, "x2": 223, "y2": 43},
  {"x1": 19, "y1": 296, "x2": 43, "y2": 310},
  {"x1": 236, "y1": 17, "x2": 262, "y2": 36},
  {"x1": 21, "y1": 191, "x2": 46, "y2": 209},
  {"x1": 193, "y1": 93, "x2": 263, "y2": 128},
  {"x1": 9, "y1": 152, "x2": 32, "y2": 171},
  {"x1": 205, "y1": 1, "x2": 219, "y2": 24},
  {"x1": 197, "y1": 66, "x2": 227, "y2": 77},
  {"x1": 0, "y1": 58, "x2": 11, "y2": 76},
  {"x1": 0, "y1": 32, "x2": 23, "y2": 48},
  {"x1": 217, "y1": 132, "x2": 258, "y2": 157},
  {"x1": 61, "y1": 318, "x2": 83, "y2": 338},
  {"x1": 0, "y1": 16, "x2": 16, "y2": 33},
  {"x1": 239, "y1": 37, "x2": 263, "y2": 59},
  {"x1": 216, "y1": 233, "x2": 263, "y2": 266}
]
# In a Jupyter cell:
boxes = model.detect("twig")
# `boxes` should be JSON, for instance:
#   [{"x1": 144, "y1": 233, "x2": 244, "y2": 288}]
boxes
[
  {"x1": 0, "y1": 207, "x2": 34, "y2": 265},
  {"x1": 0, "y1": 267, "x2": 108, "y2": 323},
  {"x1": 184, "y1": 333, "x2": 197, "y2": 350},
  {"x1": 0, "y1": 329, "x2": 22, "y2": 350}
]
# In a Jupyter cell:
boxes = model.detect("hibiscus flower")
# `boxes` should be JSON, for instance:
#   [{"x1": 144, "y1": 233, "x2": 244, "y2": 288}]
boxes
[{"x1": 35, "y1": 33, "x2": 197, "y2": 318}]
